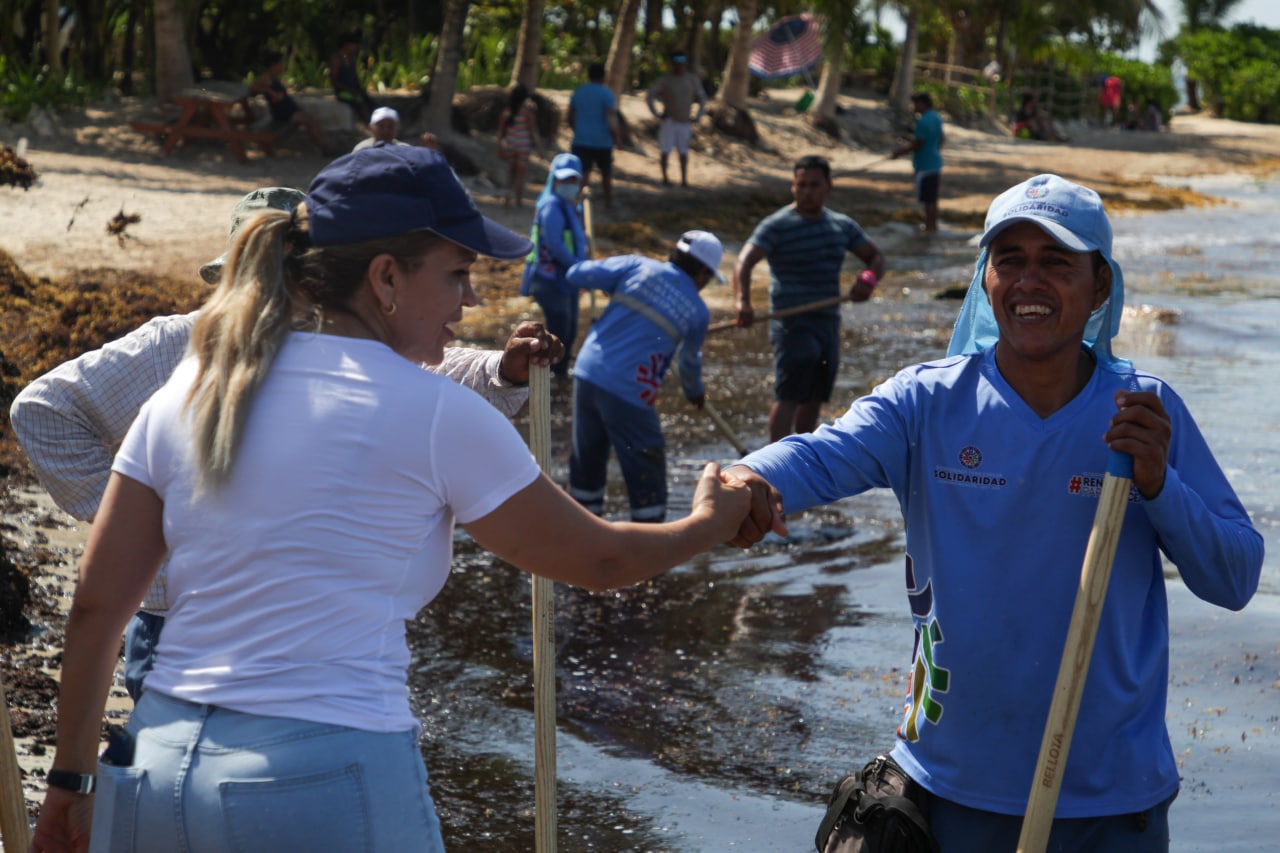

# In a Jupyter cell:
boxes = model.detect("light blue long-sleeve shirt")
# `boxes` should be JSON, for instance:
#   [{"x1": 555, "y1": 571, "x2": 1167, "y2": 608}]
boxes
[
  {"x1": 737, "y1": 347, "x2": 1262, "y2": 817},
  {"x1": 566, "y1": 255, "x2": 710, "y2": 408}
]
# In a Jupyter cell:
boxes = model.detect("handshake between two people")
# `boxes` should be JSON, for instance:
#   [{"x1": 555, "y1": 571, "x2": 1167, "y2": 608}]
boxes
[{"x1": 688, "y1": 462, "x2": 788, "y2": 549}]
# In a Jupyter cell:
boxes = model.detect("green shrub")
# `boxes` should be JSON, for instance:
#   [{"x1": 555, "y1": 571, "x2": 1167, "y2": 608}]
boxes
[
  {"x1": 0, "y1": 57, "x2": 94, "y2": 122},
  {"x1": 1175, "y1": 24, "x2": 1280, "y2": 123}
]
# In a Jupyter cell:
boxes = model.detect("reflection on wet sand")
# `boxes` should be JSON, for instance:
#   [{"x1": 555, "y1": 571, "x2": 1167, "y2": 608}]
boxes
[{"x1": 407, "y1": 180, "x2": 1280, "y2": 849}]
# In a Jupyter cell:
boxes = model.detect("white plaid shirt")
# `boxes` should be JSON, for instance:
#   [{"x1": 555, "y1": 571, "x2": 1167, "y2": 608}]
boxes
[{"x1": 9, "y1": 312, "x2": 528, "y2": 612}]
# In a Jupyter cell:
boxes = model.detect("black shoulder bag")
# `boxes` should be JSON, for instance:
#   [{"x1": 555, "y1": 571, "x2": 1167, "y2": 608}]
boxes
[{"x1": 815, "y1": 753, "x2": 940, "y2": 853}]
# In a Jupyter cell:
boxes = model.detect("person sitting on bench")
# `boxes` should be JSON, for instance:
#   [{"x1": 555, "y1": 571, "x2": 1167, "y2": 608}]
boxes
[{"x1": 251, "y1": 50, "x2": 341, "y2": 157}]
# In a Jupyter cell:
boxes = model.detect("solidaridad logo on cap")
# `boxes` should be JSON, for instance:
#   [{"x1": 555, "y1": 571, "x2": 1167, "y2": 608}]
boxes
[{"x1": 1025, "y1": 184, "x2": 1050, "y2": 199}]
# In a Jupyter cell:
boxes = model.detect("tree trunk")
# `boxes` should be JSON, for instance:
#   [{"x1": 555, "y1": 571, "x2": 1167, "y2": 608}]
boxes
[
  {"x1": 153, "y1": 0, "x2": 193, "y2": 100},
  {"x1": 119, "y1": 0, "x2": 142, "y2": 95},
  {"x1": 510, "y1": 0, "x2": 544, "y2": 88},
  {"x1": 716, "y1": 0, "x2": 757, "y2": 109},
  {"x1": 605, "y1": 0, "x2": 644, "y2": 95},
  {"x1": 705, "y1": 2, "x2": 727, "y2": 74},
  {"x1": 812, "y1": 26, "x2": 843, "y2": 121},
  {"x1": 1185, "y1": 78, "x2": 1201, "y2": 112},
  {"x1": 890, "y1": 5, "x2": 918, "y2": 111},
  {"x1": 43, "y1": 0, "x2": 62, "y2": 75},
  {"x1": 72, "y1": 0, "x2": 107, "y2": 82},
  {"x1": 644, "y1": 0, "x2": 663, "y2": 38},
  {"x1": 426, "y1": 0, "x2": 470, "y2": 135},
  {"x1": 683, "y1": 6, "x2": 705, "y2": 75}
]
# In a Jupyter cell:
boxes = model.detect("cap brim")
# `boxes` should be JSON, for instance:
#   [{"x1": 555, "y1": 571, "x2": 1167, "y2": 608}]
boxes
[
  {"x1": 553, "y1": 169, "x2": 583, "y2": 180},
  {"x1": 435, "y1": 215, "x2": 532, "y2": 260},
  {"x1": 198, "y1": 255, "x2": 225, "y2": 284},
  {"x1": 980, "y1": 216, "x2": 1094, "y2": 253},
  {"x1": 712, "y1": 269, "x2": 726, "y2": 283}
]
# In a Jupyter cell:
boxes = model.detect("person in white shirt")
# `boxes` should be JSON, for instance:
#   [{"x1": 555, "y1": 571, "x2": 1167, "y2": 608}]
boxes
[
  {"x1": 29, "y1": 146, "x2": 749, "y2": 853},
  {"x1": 10, "y1": 185, "x2": 563, "y2": 703}
]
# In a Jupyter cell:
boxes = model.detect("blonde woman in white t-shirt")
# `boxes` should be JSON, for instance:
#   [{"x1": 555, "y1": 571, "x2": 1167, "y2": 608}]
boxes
[{"x1": 31, "y1": 146, "x2": 758, "y2": 853}]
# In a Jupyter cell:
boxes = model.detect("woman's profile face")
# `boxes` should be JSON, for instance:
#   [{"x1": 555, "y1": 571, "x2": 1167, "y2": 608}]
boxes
[{"x1": 384, "y1": 240, "x2": 479, "y2": 365}]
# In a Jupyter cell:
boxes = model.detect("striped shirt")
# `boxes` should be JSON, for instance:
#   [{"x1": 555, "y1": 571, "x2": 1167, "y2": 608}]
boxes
[
  {"x1": 745, "y1": 206, "x2": 870, "y2": 317},
  {"x1": 9, "y1": 312, "x2": 528, "y2": 612}
]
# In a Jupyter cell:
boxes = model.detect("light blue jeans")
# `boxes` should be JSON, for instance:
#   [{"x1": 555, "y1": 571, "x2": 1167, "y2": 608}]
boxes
[{"x1": 91, "y1": 691, "x2": 444, "y2": 853}]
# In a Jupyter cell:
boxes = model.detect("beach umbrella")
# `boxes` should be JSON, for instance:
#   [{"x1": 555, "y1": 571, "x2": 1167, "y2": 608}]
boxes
[{"x1": 749, "y1": 13, "x2": 824, "y2": 81}]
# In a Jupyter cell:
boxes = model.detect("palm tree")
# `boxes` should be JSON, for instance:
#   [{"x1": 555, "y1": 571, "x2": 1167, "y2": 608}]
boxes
[
  {"x1": 890, "y1": 1, "x2": 923, "y2": 111},
  {"x1": 42, "y1": 0, "x2": 61, "y2": 75},
  {"x1": 510, "y1": 0, "x2": 546, "y2": 89},
  {"x1": 425, "y1": 0, "x2": 471, "y2": 137},
  {"x1": 808, "y1": 0, "x2": 860, "y2": 125},
  {"x1": 716, "y1": 0, "x2": 760, "y2": 110},
  {"x1": 605, "y1": 0, "x2": 645, "y2": 96},
  {"x1": 154, "y1": 0, "x2": 194, "y2": 100}
]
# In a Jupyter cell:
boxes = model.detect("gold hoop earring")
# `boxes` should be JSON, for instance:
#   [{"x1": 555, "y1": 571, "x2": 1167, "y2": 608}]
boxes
[{"x1": 383, "y1": 302, "x2": 397, "y2": 316}]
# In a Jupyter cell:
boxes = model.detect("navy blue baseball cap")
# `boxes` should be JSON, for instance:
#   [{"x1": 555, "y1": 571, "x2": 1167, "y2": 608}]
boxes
[{"x1": 307, "y1": 146, "x2": 532, "y2": 259}]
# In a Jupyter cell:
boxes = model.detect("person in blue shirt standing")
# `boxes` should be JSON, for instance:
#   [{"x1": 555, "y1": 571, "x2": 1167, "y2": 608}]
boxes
[
  {"x1": 892, "y1": 92, "x2": 945, "y2": 234},
  {"x1": 568, "y1": 63, "x2": 619, "y2": 211},
  {"x1": 722, "y1": 174, "x2": 1263, "y2": 853},
  {"x1": 521, "y1": 152, "x2": 590, "y2": 377},
  {"x1": 564, "y1": 230, "x2": 725, "y2": 521}
]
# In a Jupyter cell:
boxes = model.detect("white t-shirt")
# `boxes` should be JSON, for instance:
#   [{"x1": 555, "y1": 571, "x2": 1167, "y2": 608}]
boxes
[{"x1": 113, "y1": 332, "x2": 541, "y2": 733}]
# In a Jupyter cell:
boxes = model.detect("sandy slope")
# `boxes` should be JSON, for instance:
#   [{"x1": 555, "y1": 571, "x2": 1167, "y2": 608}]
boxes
[{"x1": 2, "y1": 87, "x2": 1278, "y2": 285}]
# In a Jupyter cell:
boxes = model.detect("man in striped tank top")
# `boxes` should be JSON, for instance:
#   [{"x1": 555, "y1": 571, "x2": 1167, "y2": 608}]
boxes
[{"x1": 732, "y1": 155, "x2": 886, "y2": 441}]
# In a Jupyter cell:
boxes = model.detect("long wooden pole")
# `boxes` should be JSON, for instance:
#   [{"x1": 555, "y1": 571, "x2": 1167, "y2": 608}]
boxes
[
  {"x1": 702, "y1": 401, "x2": 747, "y2": 456},
  {"x1": 528, "y1": 365, "x2": 557, "y2": 853},
  {"x1": 832, "y1": 155, "x2": 894, "y2": 178},
  {"x1": 1, "y1": 673, "x2": 31, "y2": 852},
  {"x1": 668, "y1": 365, "x2": 747, "y2": 456},
  {"x1": 1016, "y1": 451, "x2": 1133, "y2": 853},
  {"x1": 582, "y1": 193, "x2": 596, "y2": 321},
  {"x1": 706, "y1": 293, "x2": 854, "y2": 334}
]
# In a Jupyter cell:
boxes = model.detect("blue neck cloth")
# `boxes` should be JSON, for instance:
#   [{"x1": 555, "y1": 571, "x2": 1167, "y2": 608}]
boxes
[{"x1": 946, "y1": 248, "x2": 1130, "y2": 370}]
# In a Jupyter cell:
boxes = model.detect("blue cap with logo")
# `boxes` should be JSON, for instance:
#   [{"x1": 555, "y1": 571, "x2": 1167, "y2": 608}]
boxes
[
  {"x1": 307, "y1": 146, "x2": 532, "y2": 259},
  {"x1": 979, "y1": 173, "x2": 1112, "y2": 255},
  {"x1": 949, "y1": 174, "x2": 1128, "y2": 368}
]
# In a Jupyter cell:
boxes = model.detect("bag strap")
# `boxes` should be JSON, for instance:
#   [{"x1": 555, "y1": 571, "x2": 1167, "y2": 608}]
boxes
[{"x1": 814, "y1": 775, "x2": 863, "y2": 852}]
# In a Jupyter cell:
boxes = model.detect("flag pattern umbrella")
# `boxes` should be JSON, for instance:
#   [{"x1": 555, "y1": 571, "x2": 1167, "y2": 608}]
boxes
[{"x1": 749, "y1": 13, "x2": 824, "y2": 80}]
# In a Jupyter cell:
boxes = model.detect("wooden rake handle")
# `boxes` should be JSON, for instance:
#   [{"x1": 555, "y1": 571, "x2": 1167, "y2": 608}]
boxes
[
  {"x1": 1016, "y1": 451, "x2": 1134, "y2": 853},
  {"x1": 529, "y1": 365, "x2": 558, "y2": 853},
  {"x1": 707, "y1": 293, "x2": 855, "y2": 334},
  {"x1": 1, "y1": 673, "x2": 31, "y2": 851}
]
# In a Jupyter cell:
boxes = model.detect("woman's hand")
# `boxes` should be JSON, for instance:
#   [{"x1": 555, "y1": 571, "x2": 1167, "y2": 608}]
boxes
[
  {"x1": 498, "y1": 322, "x2": 565, "y2": 385},
  {"x1": 688, "y1": 462, "x2": 753, "y2": 544},
  {"x1": 718, "y1": 464, "x2": 787, "y2": 548},
  {"x1": 30, "y1": 787, "x2": 95, "y2": 853}
]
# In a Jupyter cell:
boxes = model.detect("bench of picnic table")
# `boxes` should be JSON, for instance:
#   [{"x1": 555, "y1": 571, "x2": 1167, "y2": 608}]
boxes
[{"x1": 131, "y1": 87, "x2": 280, "y2": 164}]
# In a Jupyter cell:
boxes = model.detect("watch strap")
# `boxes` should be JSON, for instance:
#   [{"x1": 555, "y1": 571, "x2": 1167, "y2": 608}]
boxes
[{"x1": 47, "y1": 768, "x2": 96, "y2": 795}]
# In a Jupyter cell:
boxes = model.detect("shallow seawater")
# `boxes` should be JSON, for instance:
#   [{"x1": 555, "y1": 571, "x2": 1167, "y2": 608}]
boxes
[{"x1": 413, "y1": 174, "x2": 1280, "y2": 851}]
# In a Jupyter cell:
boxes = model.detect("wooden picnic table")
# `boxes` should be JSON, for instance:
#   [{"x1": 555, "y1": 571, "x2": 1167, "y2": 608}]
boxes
[{"x1": 131, "y1": 86, "x2": 279, "y2": 165}]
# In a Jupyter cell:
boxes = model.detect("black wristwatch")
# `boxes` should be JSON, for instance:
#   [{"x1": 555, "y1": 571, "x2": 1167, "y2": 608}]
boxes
[{"x1": 47, "y1": 768, "x2": 96, "y2": 795}]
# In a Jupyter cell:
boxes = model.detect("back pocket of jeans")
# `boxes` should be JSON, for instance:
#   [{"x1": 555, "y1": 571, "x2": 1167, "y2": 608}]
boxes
[
  {"x1": 90, "y1": 762, "x2": 146, "y2": 853},
  {"x1": 220, "y1": 764, "x2": 371, "y2": 853}
]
